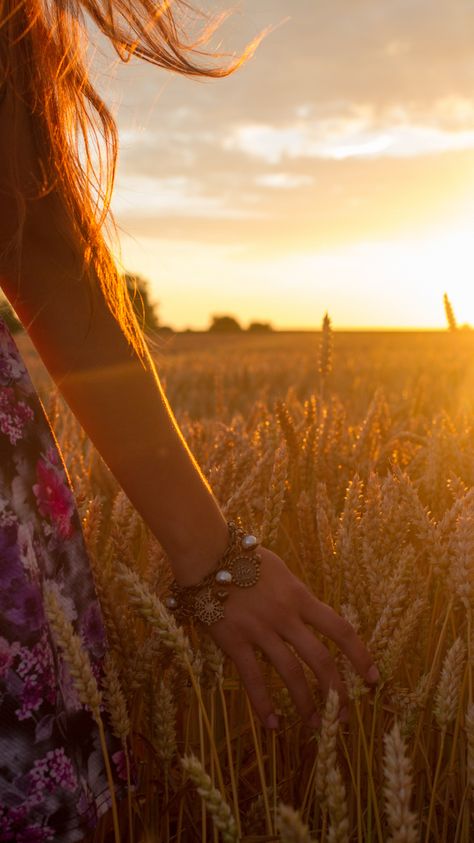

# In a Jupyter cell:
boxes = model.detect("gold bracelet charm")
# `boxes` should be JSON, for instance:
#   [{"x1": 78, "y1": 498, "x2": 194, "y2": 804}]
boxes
[{"x1": 164, "y1": 521, "x2": 262, "y2": 626}]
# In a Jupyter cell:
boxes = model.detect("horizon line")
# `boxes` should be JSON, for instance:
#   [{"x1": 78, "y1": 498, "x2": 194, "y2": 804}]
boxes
[{"x1": 170, "y1": 325, "x2": 469, "y2": 333}]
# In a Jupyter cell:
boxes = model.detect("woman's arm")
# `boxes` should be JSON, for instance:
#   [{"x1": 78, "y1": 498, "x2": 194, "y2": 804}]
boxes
[{"x1": 0, "y1": 223, "x2": 230, "y2": 586}]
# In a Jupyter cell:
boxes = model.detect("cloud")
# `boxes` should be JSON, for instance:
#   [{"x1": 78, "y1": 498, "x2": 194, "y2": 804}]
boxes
[
  {"x1": 86, "y1": 0, "x2": 474, "y2": 258},
  {"x1": 114, "y1": 148, "x2": 474, "y2": 256},
  {"x1": 255, "y1": 172, "x2": 314, "y2": 188},
  {"x1": 100, "y1": 0, "x2": 474, "y2": 136},
  {"x1": 111, "y1": 174, "x2": 269, "y2": 218},
  {"x1": 222, "y1": 116, "x2": 474, "y2": 163}
]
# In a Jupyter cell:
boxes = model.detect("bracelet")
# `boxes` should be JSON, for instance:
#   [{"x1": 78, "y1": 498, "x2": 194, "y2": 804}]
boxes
[{"x1": 164, "y1": 520, "x2": 262, "y2": 626}]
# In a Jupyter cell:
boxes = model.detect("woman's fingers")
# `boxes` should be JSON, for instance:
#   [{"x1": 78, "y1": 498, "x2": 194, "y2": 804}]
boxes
[
  {"x1": 275, "y1": 621, "x2": 350, "y2": 720},
  {"x1": 296, "y1": 587, "x2": 380, "y2": 685},
  {"x1": 228, "y1": 643, "x2": 278, "y2": 728},
  {"x1": 254, "y1": 630, "x2": 323, "y2": 727}
]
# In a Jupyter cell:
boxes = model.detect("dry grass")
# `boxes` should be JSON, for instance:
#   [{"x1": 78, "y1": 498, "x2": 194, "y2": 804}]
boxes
[{"x1": 19, "y1": 325, "x2": 474, "y2": 841}]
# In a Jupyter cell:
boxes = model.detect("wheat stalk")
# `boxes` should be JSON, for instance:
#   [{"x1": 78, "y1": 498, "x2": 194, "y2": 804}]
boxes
[
  {"x1": 115, "y1": 561, "x2": 201, "y2": 677},
  {"x1": 153, "y1": 676, "x2": 177, "y2": 771},
  {"x1": 464, "y1": 702, "x2": 474, "y2": 803},
  {"x1": 43, "y1": 584, "x2": 102, "y2": 721},
  {"x1": 180, "y1": 753, "x2": 239, "y2": 842},
  {"x1": 260, "y1": 440, "x2": 288, "y2": 546},
  {"x1": 315, "y1": 687, "x2": 340, "y2": 809},
  {"x1": 383, "y1": 720, "x2": 418, "y2": 843},
  {"x1": 43, "y1": 584, "x2": 121, "y2": 843},
  {"x1": 326, "y1": 764, "x2": 350, "y2": 843},
  {"x1": 276, "y1": 802, "x2": 315, "y2": 842},
  {"x1": 433, "y1": 637, "x2": 466, "y2": 729},
  {"x1": 102, "y1": 651, "x2": 130, "y2": 742}
]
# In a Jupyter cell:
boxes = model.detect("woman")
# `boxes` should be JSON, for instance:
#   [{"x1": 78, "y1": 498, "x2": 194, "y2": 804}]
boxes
[{"x1": 0, "y1": 0, "x2": 380, "y2": 840}]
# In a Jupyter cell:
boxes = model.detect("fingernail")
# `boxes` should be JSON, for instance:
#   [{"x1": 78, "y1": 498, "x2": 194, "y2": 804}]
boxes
[
  {"x1": 265, "y1": 713, "x2": 279, "y2": 730},
  {"x1": 367, "y1": 665, "x2": 380, "y2": 684},
  {"x1": 309, "y1": 711, "x2": 320, "y2": 728},
  {"x1": 339, "y1": 706, "x2": 350, "y2": 724}
]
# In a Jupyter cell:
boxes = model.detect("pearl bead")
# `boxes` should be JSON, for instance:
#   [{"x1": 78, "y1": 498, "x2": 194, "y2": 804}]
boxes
[
  {"x1": 241, "y1": 534, "x2": 258, "y2": 550},
  {"x1": 165, "y1": 596, "x2": 178, "y2": 609},
  {"x1": 215, "y1": 569, "x2": 232, "y2": 584}
]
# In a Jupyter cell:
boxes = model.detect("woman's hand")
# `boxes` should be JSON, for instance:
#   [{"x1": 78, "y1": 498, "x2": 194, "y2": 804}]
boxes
[{"x1": 205, "y1": 546, "x2": 380, "y2": 730}]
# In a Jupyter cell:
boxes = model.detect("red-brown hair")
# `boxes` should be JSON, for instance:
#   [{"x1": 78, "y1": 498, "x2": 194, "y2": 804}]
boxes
[{"x1": 0, "y1": 0, "x2": 269, "y2": 361}]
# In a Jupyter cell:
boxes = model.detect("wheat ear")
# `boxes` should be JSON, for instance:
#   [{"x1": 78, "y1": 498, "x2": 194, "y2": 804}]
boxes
[
  {"x1": 115, "y1": 561, "x2": 201, "y2": 676},
  {"x1": 326, "y1": 764, "x2": 350, "y2": 843},
  {"x1": 180, "y1": 753, "x2": 239, "y2": 842},
  {"x1": 315, "y1": 687, "x2": 340, "y2": 809},
  {"x1": 276, "y1": 802, "x2": 315, "y2": 842},
  {"x1": 383, "y1": 720, "x2": 418, "y2": 843},
  {"x1": 43, "y1": 585, "x2": 121, "y2": 843}
]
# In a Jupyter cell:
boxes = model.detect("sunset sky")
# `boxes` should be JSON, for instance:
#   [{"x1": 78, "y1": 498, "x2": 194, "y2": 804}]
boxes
[{"x1": 90, "y1": 0, "x2": 474, "y2": 330}]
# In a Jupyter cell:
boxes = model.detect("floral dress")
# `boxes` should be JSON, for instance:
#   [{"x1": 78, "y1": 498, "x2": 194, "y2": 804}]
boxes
[{"x1": 0, "y1": 313, "x2": 128, "y2": 842}]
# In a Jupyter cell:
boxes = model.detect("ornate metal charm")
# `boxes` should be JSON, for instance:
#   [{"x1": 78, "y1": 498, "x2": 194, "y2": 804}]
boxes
[
  {"x1": 166, "y1": 521, "x2": 262, "y2": 626},
  {"x1": 231, "y1": 553, "x2": 261, "y2": 587},
  {"x1": 193, "y1": 587, "x2": 225, "y2": 625}
]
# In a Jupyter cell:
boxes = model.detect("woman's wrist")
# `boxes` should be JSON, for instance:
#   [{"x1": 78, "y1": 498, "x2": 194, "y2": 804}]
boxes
[
  {"x1": 165, "y1": 521, "x2": 263, "y2": 626},
  {"x1": 167, "y1": 513, "x2": 230, "y2": 587}
]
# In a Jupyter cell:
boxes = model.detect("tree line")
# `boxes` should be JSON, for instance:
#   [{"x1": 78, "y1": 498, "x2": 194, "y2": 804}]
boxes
[{"x1": 0, "y1": 271, "x2": 273, "y2": 334}]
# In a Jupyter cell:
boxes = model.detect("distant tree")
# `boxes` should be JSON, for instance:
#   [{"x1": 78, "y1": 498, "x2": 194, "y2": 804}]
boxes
[
  {"x1": 248, "y1": 321, "x2": 273, "y2": 333},
  {"x1": 208, "y1": 314, "x2": 243, "y2": 333},
  {"x1": 443, "y1": 293, "x2": 458, "y2": 332},
  {"x1": 124, "y1": 272, "x2": 160, "y2": 333},
  {"x1": 0, "y1": 296, "x2": 22, "y2": 334}
]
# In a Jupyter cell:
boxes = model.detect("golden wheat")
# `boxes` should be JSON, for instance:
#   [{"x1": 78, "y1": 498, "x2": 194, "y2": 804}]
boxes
[
  {"x1": 276, "y1": 802, "x2": 315, "y2": 843},
  {"x1": 383, "y1": 720, "x2": 418, "y2": 843},
  {"x1": 20, "y1": 324, "x2": 474, "y2": 842},
  {"x1": 180, "y1": 752, "x2": 239, "y2": 842}
]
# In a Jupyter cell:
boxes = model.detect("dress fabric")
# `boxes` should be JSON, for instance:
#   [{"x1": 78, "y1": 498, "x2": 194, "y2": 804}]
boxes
[{"x1": 0, "y1": 314, "x2": 128, "y2": 842}]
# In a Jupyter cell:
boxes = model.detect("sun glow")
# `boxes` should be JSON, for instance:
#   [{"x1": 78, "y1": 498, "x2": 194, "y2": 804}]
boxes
[
  {"x1": 102, "y1": 1, "x2": 474, "y2": 332},
  {"x1": 116, "y1": 201, "x2": 474, "y2": 331}
]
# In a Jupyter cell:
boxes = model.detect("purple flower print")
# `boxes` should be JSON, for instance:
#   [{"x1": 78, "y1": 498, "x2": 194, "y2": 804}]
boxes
[
  {"x1": 26, "y1": 748, "x2": 78, "y2": 806},
  {"x1": 18, "y1": 681, "x2": 44, "y2": 720},
  {"x1": 0, "y1": 636, "x2": 21, "y2": 677},
  {"x1": 0, "y1": 494, "x2": 18, "y2": 528},
  {"x1": 15, "y1": 632, "x2": 56, "y2": 720},
  {"x1": 17, "y1": 522, "x2": 40, "y2": 580},
  {"x1": 81, "y1": 603, "x2": 106, "y2": 659},
  {"x1": 33, "y1": 458, "x2": 75, "y2": 540},
  {"x1": 4, "y1": 582, "x2": 45, "y2": 633},
  {"x1": 0, "y1": 804, "x2": 54, "y2": 842},
  {"x1": 0, "y1": 525, "x2": 45, "y2": 639},
  {"x1": 0, "y1": 347, "x2": 27, "y2": 382},
  {"x1": 0, "y1": 387, "x2": 34, "y2": 445},
  {"x1": 16, "y1": 826, "x2": 55, "y2": 843},
  {"x1": 112, "y1": 749, "x2": 128, "y2": 782},
  {"x1": 0, "y1": 523, "x2": 24, "y2": 588},
  {"x1": 0, "y1": 314, "x2": 128, "y2": 838}
]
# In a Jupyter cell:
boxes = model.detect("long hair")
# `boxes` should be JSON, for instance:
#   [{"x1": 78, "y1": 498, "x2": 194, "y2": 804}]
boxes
[{"x1": 0, "y1": 0, "x2": 269, "y2": 362}]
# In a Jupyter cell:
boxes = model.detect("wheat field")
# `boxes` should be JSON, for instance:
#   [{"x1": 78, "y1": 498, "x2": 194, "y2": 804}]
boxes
[{"x1": 18, "y1": 322, "x2": 474, "y2": 842}]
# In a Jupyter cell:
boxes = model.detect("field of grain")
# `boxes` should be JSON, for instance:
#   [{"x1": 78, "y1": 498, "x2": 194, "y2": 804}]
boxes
[{"x1": 18, "y1": 326, "x2": 474, "y2": 842}]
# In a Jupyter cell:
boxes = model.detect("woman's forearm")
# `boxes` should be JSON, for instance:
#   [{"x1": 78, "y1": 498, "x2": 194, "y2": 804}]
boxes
[
  {"x1": 58, "y1": 338, "x2": 231, "y2": 587},
  {"x1": 63, "y1": 355, "x2": 231, "y2": 587},
  {"x1": 0, "y1": 234, "x2": 230, "y2": 587}
]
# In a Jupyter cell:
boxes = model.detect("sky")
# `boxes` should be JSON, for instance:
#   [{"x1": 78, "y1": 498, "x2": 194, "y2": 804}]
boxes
[{"x1": 88, "y1": 0, "x2": 474, "y2": 330}]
